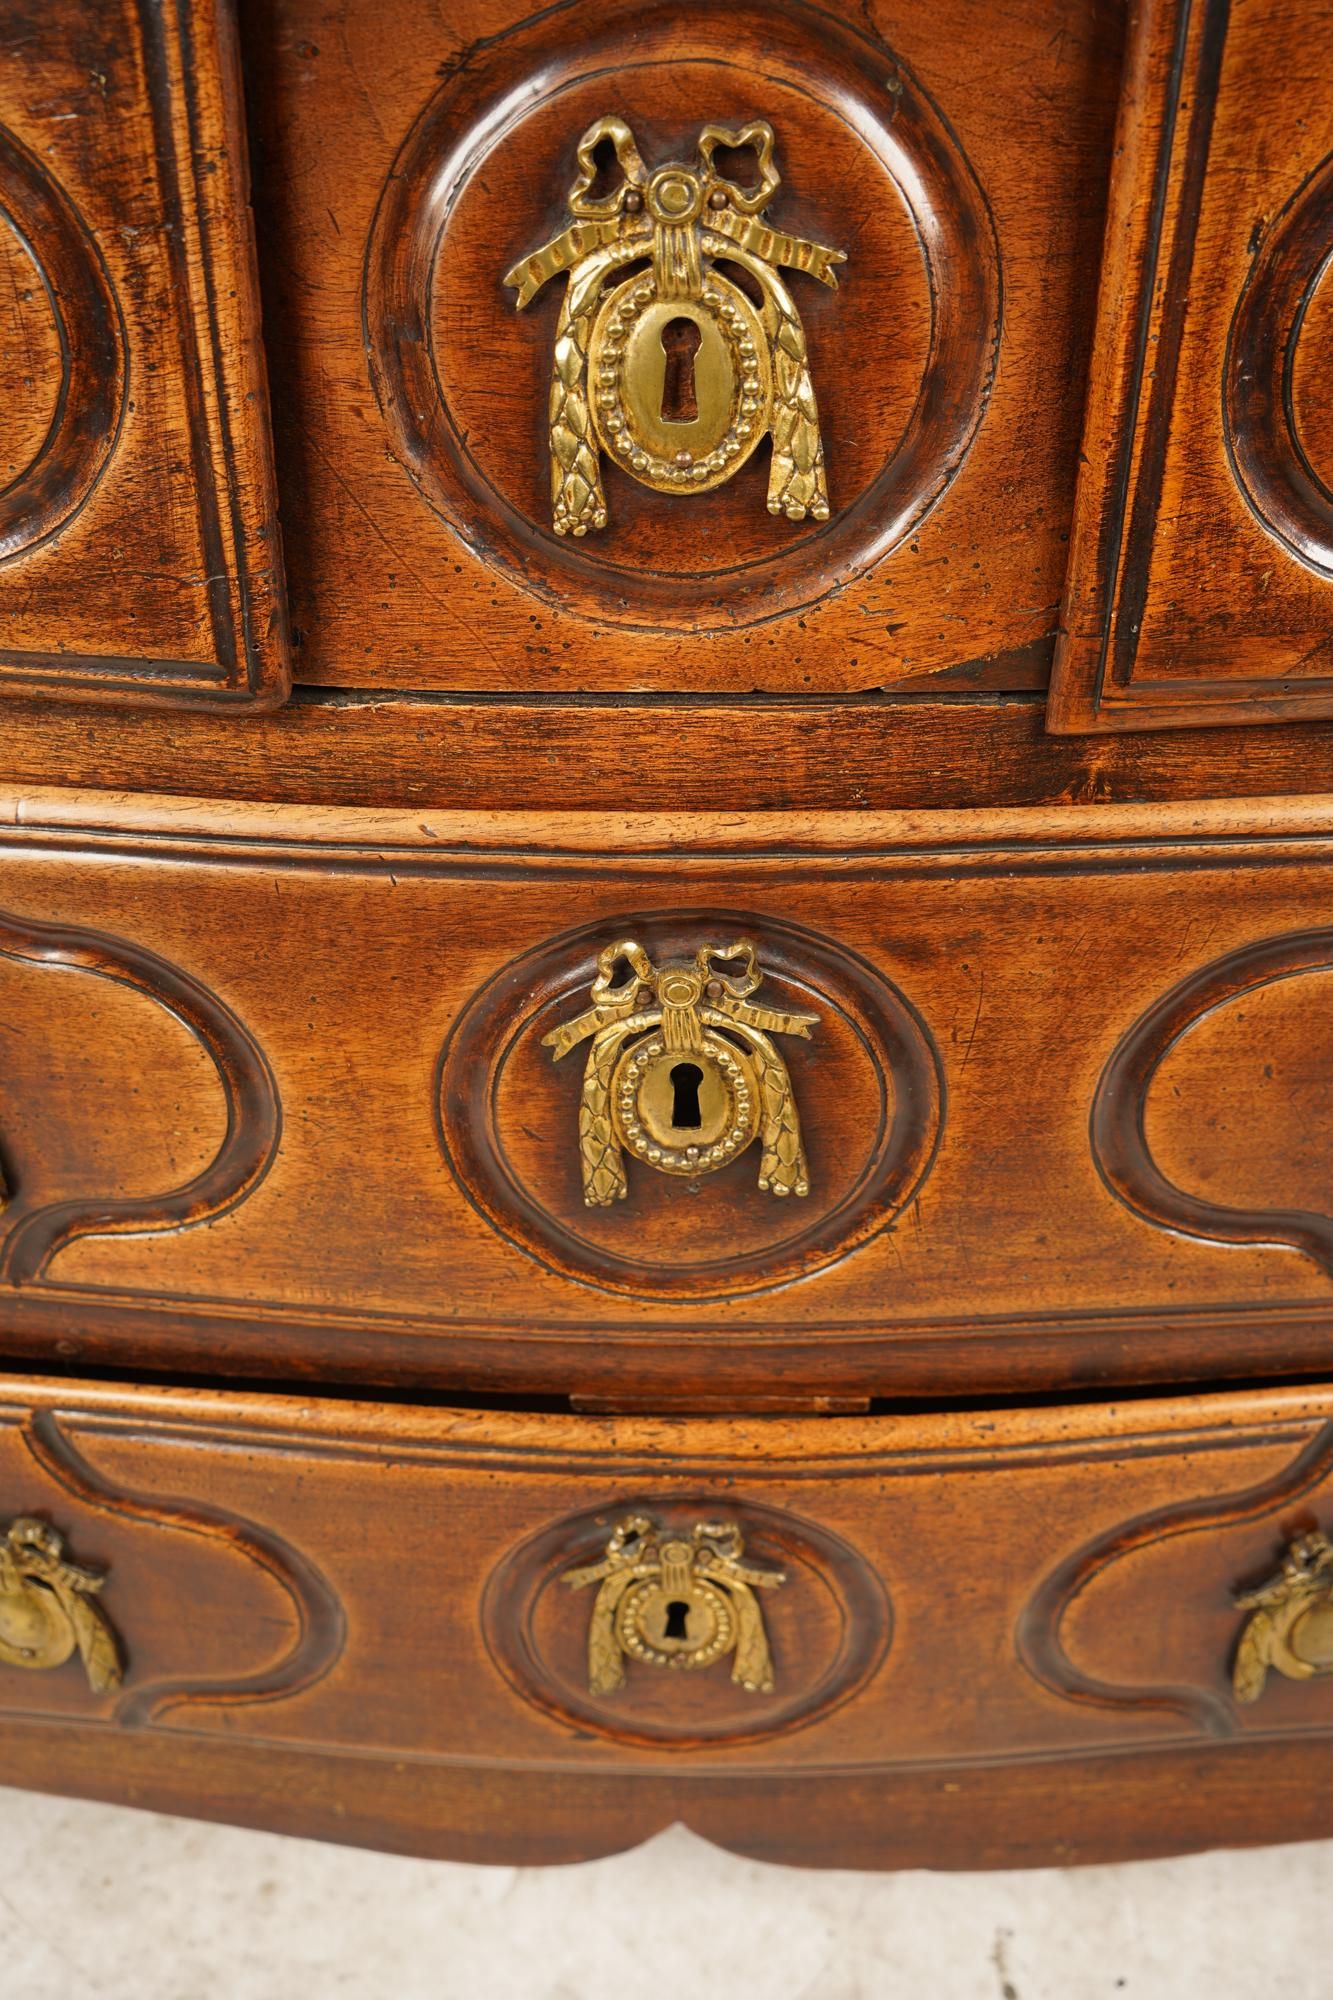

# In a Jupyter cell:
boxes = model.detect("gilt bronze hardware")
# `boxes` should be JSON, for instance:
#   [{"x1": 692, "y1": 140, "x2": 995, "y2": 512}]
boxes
[
  {"x1": 564, "y1": 1515, "x2": 786, "y2": 1695},
  {"x1": 0, "y1": 1516, "x2": 122, "y2": 1692},
  {"x1": 1233, "y1": 1528, "x2": 1333, "y2": 1702},
  {"x1": 542, "y1": 937, "x2": 818, "y2": 1207},
  {"x1": 504, "y1": 116, "x2": 845, "y2": 534}
]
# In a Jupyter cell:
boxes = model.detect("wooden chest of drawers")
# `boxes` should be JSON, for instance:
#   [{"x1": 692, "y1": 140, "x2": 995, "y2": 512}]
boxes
[{"x1": 4, "y1": 0, "x2": 1333, "y2": 1869}]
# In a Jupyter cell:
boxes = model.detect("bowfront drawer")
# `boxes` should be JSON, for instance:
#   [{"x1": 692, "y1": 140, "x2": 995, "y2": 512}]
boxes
[
  {"x1": 6, "y1": 792, "x2": 1333, "y2": 1400},
  {"x1": 7, "y1": 1376, "x2": 1333, "y2": 1867}
]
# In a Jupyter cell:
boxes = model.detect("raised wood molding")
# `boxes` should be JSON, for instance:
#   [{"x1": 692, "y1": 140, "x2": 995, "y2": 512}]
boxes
[
  {"x1": 1093, "y1": 928, "x2": 1333, "y2": 1276},
  {"x1": 1017, "y1": 1419, "x2": 1333, "y2": 1736},
  {"x1": 1049, "y1": 0, "x2": 1333, "y2": 733},
  {"x1": 362, "y1": 0, "x2": 1000, "y2": 636},
  {"x1": 4, "y1": 1378, "x2": 1333, "y2": 1866},
  {"x1": 0, "y1": 126, "x2": 124, "y2": 566},
  {"x1": 8, "y1": 0, "x2": 1333, "y2": 1882},
  {"x1": 0, "y1": 908, "x2": 281, "y2": 1285},
  {"x1": 4, "y1": 792, "x2": 1333, "y2": 1399},
  {"x1": 437, "y1": 911, "x2": 944, "y2": 1302},
  {"x1": 240, "y1": 0, "x2": 1121, "y2": 695},
  {"x1": 482, "y1": 1495, "x2": 892, "y2": 1749},
  {"x1": 0, "y1": 0, "x2": 291, "y2": 709},
  {"x1": 1226, "y1": 152, "x2": 1333, "y2": 580},
  {"x1": 0, "y1": 1404, "x2": 346, "y2": 1728}
]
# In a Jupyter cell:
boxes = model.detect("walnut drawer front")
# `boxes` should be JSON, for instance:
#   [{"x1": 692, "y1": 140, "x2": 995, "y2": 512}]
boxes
[
  {"x1": 7, "y1": 792, "x2": 1333, "y2": 1400},
  {"x1": 6, "y1": 1376, "x2": 1333, "y2": 1868},
  {"x1": 239, "y1": 0, "x2": 1120, "y2": 700}
]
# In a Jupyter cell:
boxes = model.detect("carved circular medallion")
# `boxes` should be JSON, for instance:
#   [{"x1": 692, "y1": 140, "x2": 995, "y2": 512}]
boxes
[
  {"x1": 363, "y1": 0, "x2": 999, "y2": 629},
  {"x1": 436, "y1": 912, "x2": 943, "y2": 1301},
  {"x1": 0, "y1": 208, "x2": 62, "y2": 492},
  {"x1": 483, "y1": 1498, "x2": 891, "y2": 1748},
  {"x1": 0, "y1": 125, "x2": 125, "y2": 564}
]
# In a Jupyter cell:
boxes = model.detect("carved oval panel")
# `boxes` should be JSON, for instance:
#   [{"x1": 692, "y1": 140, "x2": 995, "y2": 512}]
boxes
[
  {"x1": 363, "y1": 0, "x2": 999, "y2": 630},
  {"x1": 1018, "y1": 1421, "x2": 1333, "y2": 1743},
  {"x1": 436, "y1": 912, "x2": 943, "y2": 1301},
  {"x1": 0, "y1": 210, "x2": 62, "y2": 492},
  {"x1": 1225, "y1": 152, "x2": 1333, "y2": 577},
  {"x1": 0, "y1": 1408, "x2": 346, "y2": 1728},
  {"x1": 1092, "y1": 929, "x2": 1333, "y2": 1276},
  {"x1": 0, "y1": 911, "x2": 281, "y2": 1287},
  {"x1": 0, "y1": 947, "x2": 227, "y2": 1209},
  {"x1": 483, "y1": 1496, "x2": 891, "y2": 1748},
  {"x1": 1288, "y1": 248, "x2": 1333, "y2": 508},
  {"x1": 0, "y1": 125, "x2": 125, "y2": 564}
]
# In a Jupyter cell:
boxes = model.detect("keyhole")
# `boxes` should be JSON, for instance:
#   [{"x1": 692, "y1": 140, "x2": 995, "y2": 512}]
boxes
[
  {"x1": 669, "y1": 1062, "x2": 703, "y2": 1129},
  {"x1": 660, "y1": 317, "x2": 701, "y2": 423},
  {"x1": 664, "y1": 1599, "x2": 692, "y2": 1640}
]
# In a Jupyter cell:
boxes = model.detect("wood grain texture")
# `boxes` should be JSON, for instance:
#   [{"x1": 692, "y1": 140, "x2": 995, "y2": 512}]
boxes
[
  {"x1": 11, "y1": 689, "x2": 1333, "y2": 812},
  {"x1": 361, "y1": 0, "x2": 1000, "y2": 635},
  {"x1": 0, "y1": 0, "x2": 290, "y2": 708},
  {"x1": 3, "y1": 1377, "x2": 1333, "y2": 1866},
  {"x1": 1049, "y1": 0, "x2": 1333, "y2": 732},
  {"x1": 0, "y1": 123, "x2": 123, "y2": 565},
  {"x1": 0, "y1": 1399, "x2": 345, "y2": 1729},
  {"x1": 1094, "y1": 930, "x2": 1333, "y2": 1275},
  {"x1": 12, "y1": 1721, "x2": 1333, "y2": 1870},
  {"x1": 0, "y1": 906, "x2": 281, "y2": 1284},
  {"x1": 4, "y1": 792, "x2": 1333, "y2": 1399},
  {"x1": 238, "y1": 0, "x2": 1121, "y2": 694},
  {"x1": 1018, "y1": 1417, "x2": 1333, "y2": 1738},
  {"x1": 0, "y1": 174, "x2": 65, "y2": 496}
]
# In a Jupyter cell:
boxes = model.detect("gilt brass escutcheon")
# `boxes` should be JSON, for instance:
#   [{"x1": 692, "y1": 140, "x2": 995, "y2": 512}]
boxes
[
  {"x1": 0, "y1": 1516, "x2": 122, "y2": 1693},
  {"x1": 1233, "y1": 1527, "x2": 1333, "y2": 1702},
  {"x1": 504, "y1": 115, "x2": 846, "y2": 534},
  {"x1": 564, "y1": 1515, "x2": 786, "y2": 1695},
  {"x1": 542, "y1": 938, "x2": 819, "y2": 1207}
]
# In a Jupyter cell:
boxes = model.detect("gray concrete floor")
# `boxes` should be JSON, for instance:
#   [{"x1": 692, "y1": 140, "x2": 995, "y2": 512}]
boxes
[{"x1": 1, "y1": 1787, "x2": 1330, "y2": 1997}]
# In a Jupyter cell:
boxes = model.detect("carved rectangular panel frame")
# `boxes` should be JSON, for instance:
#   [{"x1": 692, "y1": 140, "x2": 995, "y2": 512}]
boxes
[
  {"x1": 240, "y1": 0, "x2": 1122, "y2": 697},
  {"x1": 1048, "y1": 0, "x2": 1333, "y2": 733},
  {"x1": 0, "y1": 0, "x2": 290, "y2": 709}
]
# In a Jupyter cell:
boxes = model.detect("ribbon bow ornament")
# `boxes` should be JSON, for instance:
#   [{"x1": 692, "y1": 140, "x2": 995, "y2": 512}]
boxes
[
  {"x1": 542, "y1": 938, "x2": 819, "y2": 1208},
  {"x1": 0, "y1": 1517, "x2": 122, "y2": 1692},
  {"x1": 563, "y1": 1514, "x2": 787, "y2": 1696},
  {"x1": 504, "y1": 117, "x2": 847, "y2": 534}
]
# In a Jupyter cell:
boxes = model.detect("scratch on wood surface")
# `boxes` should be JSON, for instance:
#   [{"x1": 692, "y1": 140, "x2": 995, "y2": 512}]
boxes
[{"x1": 959, "y1": 967, "x2": 985, "y2": 1071}]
